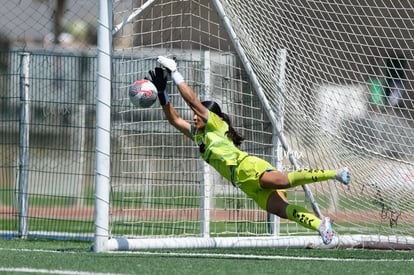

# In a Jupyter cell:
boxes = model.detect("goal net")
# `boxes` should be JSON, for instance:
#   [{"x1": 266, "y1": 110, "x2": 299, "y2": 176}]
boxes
[{"x1": 95, "y1": 0, "x2": 414, "y2": 251}]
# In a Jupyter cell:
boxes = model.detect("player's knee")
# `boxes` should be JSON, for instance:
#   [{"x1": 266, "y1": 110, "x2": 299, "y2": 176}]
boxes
[{"x1": 266, "y1": 192, "x2": 288, "y2": 218}]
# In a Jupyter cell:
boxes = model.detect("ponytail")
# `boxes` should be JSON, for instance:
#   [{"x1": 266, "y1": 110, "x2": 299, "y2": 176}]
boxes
[{"x1": 201, "y1": 101, "x2": 244, "y2": 146}]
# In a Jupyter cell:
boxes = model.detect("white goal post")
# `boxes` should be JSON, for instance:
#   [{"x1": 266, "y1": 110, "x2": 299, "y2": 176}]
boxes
[{"x1": 94, "y1": 0, "x2": 414, "y2": 252}]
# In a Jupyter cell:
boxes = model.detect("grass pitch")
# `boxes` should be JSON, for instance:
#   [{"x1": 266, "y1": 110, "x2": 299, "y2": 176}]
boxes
[{"x1": 0, "y1": 239, "x2": 413, "y2": 274}]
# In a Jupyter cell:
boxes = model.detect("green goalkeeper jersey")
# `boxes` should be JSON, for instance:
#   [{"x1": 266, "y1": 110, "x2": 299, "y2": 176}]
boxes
[{"x1": 189, "y1": 110, "x2": 248, "y2": 181}]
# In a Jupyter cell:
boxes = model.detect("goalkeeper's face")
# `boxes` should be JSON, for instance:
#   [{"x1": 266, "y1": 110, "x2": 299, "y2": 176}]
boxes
[{"x1": 193, "y1": 114, "x2": 206, "y2": 130}]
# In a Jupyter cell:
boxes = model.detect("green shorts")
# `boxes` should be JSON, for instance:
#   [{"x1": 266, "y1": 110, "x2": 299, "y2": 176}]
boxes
[{"x1": 233, "y1": 156, "x2": 285, "y2": 211}]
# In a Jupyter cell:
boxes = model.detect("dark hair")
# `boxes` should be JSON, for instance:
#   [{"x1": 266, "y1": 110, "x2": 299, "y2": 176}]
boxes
[{"x1": 201, "y1": 101, "x2": 244, "y2": 146}]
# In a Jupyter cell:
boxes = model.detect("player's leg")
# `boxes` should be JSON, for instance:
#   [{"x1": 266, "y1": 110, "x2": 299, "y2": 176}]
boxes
[
  {"x1": 259, "y1": 167, "x2": 350, "y2": 189},
  {"x1": 266, "y1": 190, "x2": 319, "y2": 228},
  {"x1": 288, "y1": 167, "x2": 350, "y2": 187},
  {"x1": 266, "y1": 191, "x2": 333, "y2": 245}
]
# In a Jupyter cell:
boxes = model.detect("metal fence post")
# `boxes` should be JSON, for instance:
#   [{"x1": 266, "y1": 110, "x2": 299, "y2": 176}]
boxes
[{"x1": 18, "y1": 52, "x2": 30, "y2": 238}]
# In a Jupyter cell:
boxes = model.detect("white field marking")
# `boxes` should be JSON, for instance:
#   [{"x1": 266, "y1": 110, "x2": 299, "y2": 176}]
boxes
[
  {"x1": 0, "y1": 247, "x2": 83, "y2": 254},
  {"x1": 0, "y1": 267, "x2": 126, "y2": 275},
  {"x1": 112, "y1": 251, "x2": 414, "y2": 262}
]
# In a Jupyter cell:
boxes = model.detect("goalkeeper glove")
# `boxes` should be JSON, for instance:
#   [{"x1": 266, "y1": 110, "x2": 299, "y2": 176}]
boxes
[
  {"x1": 148, "y1": 67, "x2": 170, "y2": 105},
  {"x1": 157, "y1": 56, "x2": 177, "y2": 72},
  {"x1": 157, "y1": 56, "x2": 184, "y2": 85}
]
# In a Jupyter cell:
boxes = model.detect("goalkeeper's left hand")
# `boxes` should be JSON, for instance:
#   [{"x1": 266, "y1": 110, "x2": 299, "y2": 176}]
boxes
[
  {"x1": 157, "y1": 56, "x2": 184, "y2": 85},
  {"x1": 148, "y1": 67, "x2": 169, "y2": 105},
  {"x1": 157, "y1": 56, "x2": 177, "y2": 73}
]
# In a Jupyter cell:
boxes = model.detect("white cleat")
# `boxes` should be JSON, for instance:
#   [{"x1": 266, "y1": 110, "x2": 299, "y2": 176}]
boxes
[
  {"x1": 318, "y1": 216, "x2": 333, "y2": 245},
  {"x1": 335, "y1": 167, "x2": 350, "y2": 185}
]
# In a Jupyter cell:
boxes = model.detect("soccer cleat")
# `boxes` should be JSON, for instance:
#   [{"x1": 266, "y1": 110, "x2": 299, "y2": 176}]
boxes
[
  {"x1": 335, "y1": 167, "x2": 350, "y2": 185},
  {"x1": 318, "y1": 217, "x2": 333, "y2": 245}
]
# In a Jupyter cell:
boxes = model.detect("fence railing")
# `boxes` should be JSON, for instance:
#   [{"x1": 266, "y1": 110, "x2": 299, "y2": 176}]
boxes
[{"x1": 0, "y1": 51, "x2": 98, "y2": 239}]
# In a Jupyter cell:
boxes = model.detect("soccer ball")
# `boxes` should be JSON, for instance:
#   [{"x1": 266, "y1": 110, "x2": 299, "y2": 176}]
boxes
[{"x1": 128, "y1": 79, "x2": 158, "y2": 108}]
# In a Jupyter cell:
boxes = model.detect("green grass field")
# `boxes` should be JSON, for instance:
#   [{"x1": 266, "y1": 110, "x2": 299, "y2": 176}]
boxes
[{"x1": 0, "y1": 239, "x2": 413, "y2": 274}]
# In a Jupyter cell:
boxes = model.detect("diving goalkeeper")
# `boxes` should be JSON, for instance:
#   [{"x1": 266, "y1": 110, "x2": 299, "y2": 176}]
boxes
[{"x1": 148, "y1": 56, "x2": 350, "y2": 245}]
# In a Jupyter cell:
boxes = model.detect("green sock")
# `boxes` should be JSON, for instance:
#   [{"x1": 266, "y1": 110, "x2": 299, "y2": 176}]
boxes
[
  {"x1": 287, "y1": 169, "x2": 336, "y2": 187},
  {"x1": 286, "y1": 204, "x2": 320, "y2": 231}
]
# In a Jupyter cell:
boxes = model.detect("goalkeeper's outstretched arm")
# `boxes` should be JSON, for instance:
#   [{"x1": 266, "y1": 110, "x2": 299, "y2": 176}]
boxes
[
  {"x1": 157, "y1": 56, "x2": 208, "y2": 123},
  {"x1": 147, "y1": 66, "x2": 191, "y2": 137},
  {"x1": 161, "y1": 102, "x2": 191, "y2": 138}
]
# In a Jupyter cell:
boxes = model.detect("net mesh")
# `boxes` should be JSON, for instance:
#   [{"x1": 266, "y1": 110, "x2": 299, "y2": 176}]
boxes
[{"x1": 111, "y1": 0, "x2": 414, "y2": 245}]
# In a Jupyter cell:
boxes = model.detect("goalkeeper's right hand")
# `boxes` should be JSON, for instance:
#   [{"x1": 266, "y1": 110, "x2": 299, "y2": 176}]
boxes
[
  {"x1": 148, "y1": 67, "x2": 167, "y2": 92},
  {"x1": 148, "y1": 67, "x2": 169, "y2": 106}
]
